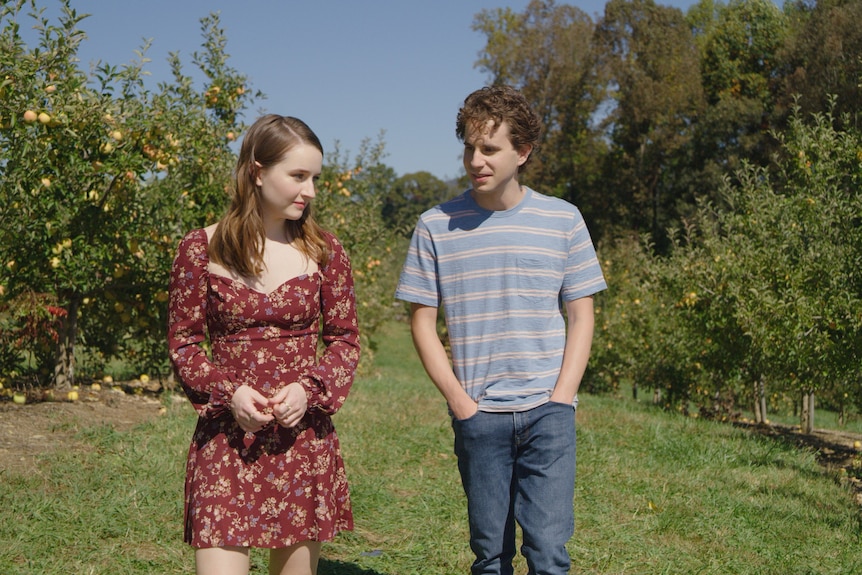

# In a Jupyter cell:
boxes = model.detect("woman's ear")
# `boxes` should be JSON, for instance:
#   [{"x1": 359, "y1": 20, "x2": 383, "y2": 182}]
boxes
[{"x1": 252, "y1": 161, "x2": 263, "y2": 186}]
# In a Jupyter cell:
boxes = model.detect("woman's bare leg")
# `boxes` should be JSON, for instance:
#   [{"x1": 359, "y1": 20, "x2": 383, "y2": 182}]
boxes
[
  {"x1": 195, "y1": 546, "x2": 250, "y2": 575},
  {"x1": 269, "y1": 541, "x2": 322, "y2": 575}
]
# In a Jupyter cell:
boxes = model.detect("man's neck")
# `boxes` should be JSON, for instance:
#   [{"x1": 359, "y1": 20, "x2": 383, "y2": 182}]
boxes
[{"x1": 471, "y1": 181, "x2": 525, "y2": 211}]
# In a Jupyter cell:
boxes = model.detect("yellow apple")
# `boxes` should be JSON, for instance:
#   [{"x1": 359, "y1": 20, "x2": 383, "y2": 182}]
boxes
[
  {"x1": 854, "y1": 440, "x2": 861, "y2": 451},
  {"x1": 139, "y1": 374, "x2": 150, "y2": 384},
  {"x1": 67, "y1": 390, "x2": 79, "y2": 401},
  {"x1": 13, "y1": 392, "x2": 26, "y2": 405},
  {"x1": 103, "y1": 375, "x2": 114, "y2": 384},
  {"x1": 23, "y1": 110, "x2": 37, "y2": 123},
  {"x1": 91, "y1": 383, "x2": 101, "y2": 391},
  {"x1": 109, "y1": 129, "x2": 123, "y2": 141},
  {"x1": 38, "y1": 112, "x2": 51, "y2": 124},
  {"x1": 45, "y1": 85, "x2": 56, "y2": 93}
]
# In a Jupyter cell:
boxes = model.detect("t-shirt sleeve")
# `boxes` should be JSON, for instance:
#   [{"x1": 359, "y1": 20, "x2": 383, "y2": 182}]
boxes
[
  {"x1": 394, "y1": 217, "x2": 441, "y2": 307},
  {"x1": 561, "y1": 207, "x2": 607, "y2": 301}
]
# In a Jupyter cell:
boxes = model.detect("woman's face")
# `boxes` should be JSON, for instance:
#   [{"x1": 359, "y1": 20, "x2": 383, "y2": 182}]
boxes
[{"x1": 255, "y1": 143, "x2": 323, "y2": 222}]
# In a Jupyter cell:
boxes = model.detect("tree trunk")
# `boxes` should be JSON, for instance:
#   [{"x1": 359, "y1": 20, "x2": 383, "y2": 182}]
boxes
[
  {"x1": 800, "y1": 391, "x2": 815, "y2": 434},
  {"x1": 753, "y1": 377, "x2": 767, "y2": 424},
  {"x1": 632, "y1": 381, "x2": 638, "y2": 401},
  {"x1": 53, "y1": 294, "x2": 81, "y2": 390}
]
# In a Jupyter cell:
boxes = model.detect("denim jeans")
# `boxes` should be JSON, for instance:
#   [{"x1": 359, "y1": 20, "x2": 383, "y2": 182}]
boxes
[{"x1": 452, "y1": 401, "x2": 576, "y2": 575}]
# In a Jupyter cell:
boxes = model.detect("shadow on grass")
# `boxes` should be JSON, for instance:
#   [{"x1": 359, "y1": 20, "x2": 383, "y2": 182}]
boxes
[
  {"x1": 734, "y1": 420, "x2": 862, "y2": 506},
  {"x1": 734, "y1": 420, "x2": 860, "y2": 468},
  {"x1": 319, "y1": 558, "x2": 388, "y2": 575}
]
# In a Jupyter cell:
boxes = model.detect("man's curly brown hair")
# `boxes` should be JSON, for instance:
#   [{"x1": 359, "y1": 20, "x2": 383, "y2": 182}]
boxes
[{"x1": 456, "y1": 85, "x2": 541, "y2": 173}]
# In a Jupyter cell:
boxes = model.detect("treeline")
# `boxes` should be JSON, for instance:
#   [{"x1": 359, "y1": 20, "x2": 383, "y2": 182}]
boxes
[{"x1": 469, "y1": 0, "x2": 861, "y2": 428}]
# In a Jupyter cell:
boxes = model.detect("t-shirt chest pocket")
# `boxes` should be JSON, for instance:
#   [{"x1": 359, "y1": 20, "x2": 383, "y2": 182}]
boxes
[{"x1": 514, "y1": 256, "x2": 560, "y2": 300}]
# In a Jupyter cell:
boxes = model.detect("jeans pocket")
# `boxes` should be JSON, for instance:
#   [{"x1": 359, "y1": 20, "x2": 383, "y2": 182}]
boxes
[
  {"x1": 545, "y1": 400, "x2": 575, "y2": 412},
  {"x1": 452, "y1": 409, "x2": 481, "y2": 425}
]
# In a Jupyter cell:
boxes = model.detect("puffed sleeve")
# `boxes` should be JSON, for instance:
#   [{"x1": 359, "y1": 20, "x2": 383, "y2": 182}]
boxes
[
  {"x1": 167, "y1": 229, "x2": 238, "y2": 418},
  {"x1": 299, "y1": 234, "x2": 361, "y2": 414}
]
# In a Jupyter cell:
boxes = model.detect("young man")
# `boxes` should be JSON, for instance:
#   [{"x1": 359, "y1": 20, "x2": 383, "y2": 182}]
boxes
[{"x1": 395, "y1": 85, "x2": 607, "y2": 574}]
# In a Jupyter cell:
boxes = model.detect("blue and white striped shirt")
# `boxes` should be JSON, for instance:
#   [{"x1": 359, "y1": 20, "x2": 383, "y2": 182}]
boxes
[{"x1": 395, "y1": 187, "x2": 607, "y2": 412}]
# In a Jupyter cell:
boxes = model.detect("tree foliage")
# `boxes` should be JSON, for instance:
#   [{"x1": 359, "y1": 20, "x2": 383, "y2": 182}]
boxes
[
  {"x1": 592, "y1": 104, "x2": 862, "y2": 425},
  {"x1": 595, "y1": 0, "x2": 705, "y2": 246},
  {"x1": 0, "y1": 0, "x2": 406, "y2": 390},
  {"x1": 381, "y1": 171, "x2": 454, "y2": 237},
  {"x1": 473, "y1": 0, "x2": 607, "y2": 210},
  {"x1": 0, "y1": 1, "x2": 254, "y2": 388},
  {"x1": 780, "y1": 0, "x2": 862, "y2": 124},
  {"x1": 690, "y1": 0, "x2": 789, "y2": 208}
]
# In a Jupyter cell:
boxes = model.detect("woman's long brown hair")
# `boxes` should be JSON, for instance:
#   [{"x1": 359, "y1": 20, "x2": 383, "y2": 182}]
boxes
[{"x1": 209, "y1": 115, "x2": 331, "y2": 277}]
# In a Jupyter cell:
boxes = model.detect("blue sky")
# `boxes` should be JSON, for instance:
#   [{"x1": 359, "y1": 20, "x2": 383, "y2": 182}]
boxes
[{"x1": 21, "y1": 0, "x2": 696, "y2": 180}]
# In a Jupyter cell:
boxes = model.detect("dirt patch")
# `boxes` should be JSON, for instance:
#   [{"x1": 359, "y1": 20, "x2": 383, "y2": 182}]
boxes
[{"x1": 0, "y1": 384, "x2": 167, "y2": 476}]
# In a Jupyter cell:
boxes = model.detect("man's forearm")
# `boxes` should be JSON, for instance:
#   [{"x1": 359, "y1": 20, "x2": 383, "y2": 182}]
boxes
[
  {"x1": 410, "y1": 303, "x2": 478, "y2": 419},
  {"x1": 551, "y1": 296, "x2": 596, "y2": 404}
]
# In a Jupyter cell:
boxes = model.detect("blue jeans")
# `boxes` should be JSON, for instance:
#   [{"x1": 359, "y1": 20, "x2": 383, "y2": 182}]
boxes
[{"x1": 452, "y1": 401, "x2": 576, "y2": 575}]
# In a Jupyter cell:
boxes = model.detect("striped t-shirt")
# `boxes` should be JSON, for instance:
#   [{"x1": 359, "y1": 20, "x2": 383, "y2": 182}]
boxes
[{"x1": 395, "y1": 187, "x2": 607, "y2": 412}]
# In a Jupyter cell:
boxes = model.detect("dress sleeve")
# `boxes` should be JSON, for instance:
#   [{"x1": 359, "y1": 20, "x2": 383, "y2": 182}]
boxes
[
  {"x1": 299, "y1": 234, "x2": 361, "y2": 414},
  {"x1": 167, "y1": 230, "x2": 238, "y2": 419}
]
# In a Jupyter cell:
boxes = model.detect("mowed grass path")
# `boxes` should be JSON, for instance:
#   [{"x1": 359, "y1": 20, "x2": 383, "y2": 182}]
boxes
[{"x1": 1, "y1": 321, "x2": 859, "y2": 574}]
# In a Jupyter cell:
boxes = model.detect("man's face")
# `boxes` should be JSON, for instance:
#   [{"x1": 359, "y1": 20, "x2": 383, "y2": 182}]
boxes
[{"x1": 462, "y1": 119, "x2": 529, "y2": 198}]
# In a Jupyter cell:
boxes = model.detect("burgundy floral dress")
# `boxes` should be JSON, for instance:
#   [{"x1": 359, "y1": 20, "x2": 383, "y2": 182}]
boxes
[{"x1": 167, "y1": 228, "x2": 360, "y2": 549}]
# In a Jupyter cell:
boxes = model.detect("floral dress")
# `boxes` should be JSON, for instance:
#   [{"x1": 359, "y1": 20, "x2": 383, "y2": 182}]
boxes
[{"x1": 167, "y1": 228, "x2": 360, "y2": 549}]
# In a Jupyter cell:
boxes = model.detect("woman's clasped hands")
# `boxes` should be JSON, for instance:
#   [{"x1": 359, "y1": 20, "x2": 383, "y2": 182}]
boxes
[{"x1": 230, "y1": 383, "x2": 309, "y2": 433}]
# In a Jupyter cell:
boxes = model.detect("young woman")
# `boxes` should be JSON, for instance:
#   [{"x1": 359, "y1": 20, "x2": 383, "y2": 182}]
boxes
[{"x1": 168, "y1": 114, "x2": 360, "y2": 575}]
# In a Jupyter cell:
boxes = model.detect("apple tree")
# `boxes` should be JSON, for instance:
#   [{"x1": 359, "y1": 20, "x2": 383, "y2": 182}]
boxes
[
  {"x1": 0, "y1": 1, "x2": 256, "y2": 389},
  {"x1": 592, "y1": 102, "x2": 862, "y2": 429}
]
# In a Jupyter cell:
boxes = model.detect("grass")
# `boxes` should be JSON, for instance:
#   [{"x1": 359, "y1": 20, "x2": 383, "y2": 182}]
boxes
[{"x1": 0, "y1": 320, "x2": 859, "y2": 574}]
